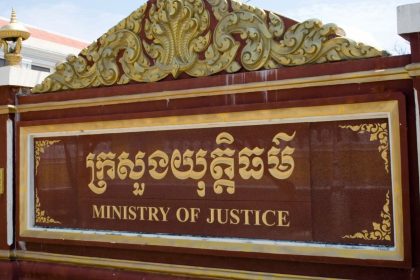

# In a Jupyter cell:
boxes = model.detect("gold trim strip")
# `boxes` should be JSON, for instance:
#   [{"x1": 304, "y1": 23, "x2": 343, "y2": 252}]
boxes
[
  {"x1": 19, "y1": 100, "x2": 404, "y2": 262},
  {"x1": 0, "y1": 250, "x2": 11, "y2": 260},
  {"x1": 0, "y1": 168, "x2": 5, "y2": 195},
  {"x1": 17, "y1": 67, "x2": 409, "y2": 113},
  {"x1": 406, "y1": 63, "x2": 420, "y2": 77},
  {"x1": 0, "y1": 105, "x2": 17, "y2": 115},
  {"x1": 0, "y1": 168, "x2": 4, "y2": 195},
  {"x1": 16, "y1": 251, "x2": 342, "y2": 280}
]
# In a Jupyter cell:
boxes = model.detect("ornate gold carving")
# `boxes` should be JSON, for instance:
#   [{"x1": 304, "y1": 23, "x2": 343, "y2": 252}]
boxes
[
  {"x1": 32, "y1": 0, "x2": 382, "y2": 93},
  {"x1": 343, "y1": 191, "x2": 391, "y2": 241},
  {"x1": 35, "y1": 140, "x2": 61, "y2": 175},
  {"x1": 35, "y1": 191, "x2": 61, "y2": 225},
  {"x1": 339, "y1": 123, "x2": 389, "y2": 173},
  {"x1": 34, "y1": 140, "x2": 61, "y2": 224}
]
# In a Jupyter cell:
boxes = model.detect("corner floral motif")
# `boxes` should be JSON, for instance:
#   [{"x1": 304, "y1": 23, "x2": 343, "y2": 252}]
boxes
[
  {"x1": 35, "y1": 140, "x2": 61, "y2": 175},
  {"x1": 339, "y1": 123, "x2": 389, "y2": 173},
  {"x1": 35, "y1": 191, "x2": 61, "y2": 225},
  {"x1": 343, "y1": 191, "x2": 391, "y2": 241},
  {"x1": 32, "y1": 0, "x2": 382, "y2": 93}
]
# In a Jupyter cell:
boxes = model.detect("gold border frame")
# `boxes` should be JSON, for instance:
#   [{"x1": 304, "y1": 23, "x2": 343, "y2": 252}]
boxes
[
  {"x1": 406, "y1": 62, "x2": 420, "y2": 77},
  {"x1": 19, "y1": 100, "x2": 404, "y2": 262},
  {"x1": 0, "y1": 168, "x2": 4, "y2": 195},
  {"x1": 0, "y1": 250, "x2": 11, "y2": 260},
  {"x1": 18, "y1": 67, "x2": 409, "y2": 113},
  {"x1": 15, "y1": 250, "x2": 342, "y2": 280},
  {"x1": 0, "y1": 105, "x2": 16, "y2": 115}
]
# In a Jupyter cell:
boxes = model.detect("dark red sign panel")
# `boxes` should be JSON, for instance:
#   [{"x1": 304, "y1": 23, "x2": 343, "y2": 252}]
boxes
[{"x1": 34, "y1": 118, "x2": 393, "y2": 247}]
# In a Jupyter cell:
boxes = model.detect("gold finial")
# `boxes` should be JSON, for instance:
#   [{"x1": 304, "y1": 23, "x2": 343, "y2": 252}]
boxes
[
  {"x1": 10, "y1": 9, "x2": 17, "y2": 24},
  {"x1": 0, "y1": 9, "x2": 31, "y2": 66}
]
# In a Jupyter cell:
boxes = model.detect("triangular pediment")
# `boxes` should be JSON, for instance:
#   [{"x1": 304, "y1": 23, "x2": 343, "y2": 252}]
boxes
[{"x1": 33, "y1": 0, "x2": 382, "y2": 93}]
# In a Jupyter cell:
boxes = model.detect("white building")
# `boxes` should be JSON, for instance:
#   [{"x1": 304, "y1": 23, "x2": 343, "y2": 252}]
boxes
[{"x1": 0, "y1": 13, "x2": 88, "y2": 87}]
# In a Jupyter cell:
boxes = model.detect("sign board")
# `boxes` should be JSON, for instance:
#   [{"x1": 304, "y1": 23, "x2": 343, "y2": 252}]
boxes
[{"x1": 19, "y1": 100, "x2": 405, "y2": 262}]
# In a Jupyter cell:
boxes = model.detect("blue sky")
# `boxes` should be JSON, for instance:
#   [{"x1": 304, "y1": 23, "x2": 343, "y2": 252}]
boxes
[{"x1": 0, "y1": 0, "x2": 418, "y2": 53}]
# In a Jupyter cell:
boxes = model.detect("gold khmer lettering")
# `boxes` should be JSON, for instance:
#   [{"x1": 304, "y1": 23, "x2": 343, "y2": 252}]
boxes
[{"x1": 86, "y1": 131, "x2": 296, "y2": 197}]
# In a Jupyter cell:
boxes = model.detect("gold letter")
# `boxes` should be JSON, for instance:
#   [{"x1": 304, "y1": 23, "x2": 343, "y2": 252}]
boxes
[
  {"x1": 132, "y1": 151, "x2": 146, "y2": 179},
  {"x1": 210, "y1": 132, "x2": 235, "y2": 195},
  {"x1": 229, "y1": 209, "x2": 240, "y2": 225},
  {"x1": 128, "y1": 206, "x2": 137, "y2": 220},
  {"x1": 96, "y1": 152, "x2": 116, "y2": 180},
  {"x1": 117, "y1": 151, "x2": 146, "y2": 180},
  {"x1": 207, "y1": 208, "x2": 216, "y2": 224},
  {"x1": 176, "y1": 207, "x2": 190, "y2": 223},
  {"x1": 171, "y1": 149, "x2": 208, "y2": 197},
  {"x1": 92, "y1": 205, "x2": 105, "y2": 219},
  {"x1": 278, "y1": 211, "x2": 291, "y2": 227},
  {"x1": 239, "y1": 147, "x2": 265, "y2": 180},
  {"x1": 149, "y1": 150, "x2": 169, "y2": 180},
  {"x1": 262, "y1": 210, "x2": 276, "y2": 227},
  {"x1": 268, "y1": 132, "x2": 296, "y2": 180},
  {"x1": 171, "y1": 149, "x2": 208, "y2": 180},
  {"x1": 86, "y1": 153, "x2": 106, "y2": 195},
  {"x1": 159, "y1": 207, "x2": 171, "y2": 222},
  {"x1": 86, "y1": 152, "x2": 116, "y2": 195},
  {"x1": 117, "y1": 152, "x2": 131, "y2": 180},
  {"x1": 118, "y1": 151, "x2": 147, "y2": 196},
  {"x1": 190, "y1": 208, "x2": 201, "y2": 223}
]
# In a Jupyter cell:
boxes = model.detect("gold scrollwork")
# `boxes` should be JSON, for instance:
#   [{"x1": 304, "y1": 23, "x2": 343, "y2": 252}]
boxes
[
  {"x1": 343, "y1": 191, "x2": 391, "y2": 241},
  {"x1": 339, "y1": 123, "x2": 389, "y2": 173},
  {"x1": 32, "y1": 0, "x2": 382, "y2": 93},
  {"x1": 35, "y1": 140, "x2": 61, "y2": 175},
  {"x1": 35, "y1": 192, "x2": 61, "y2": 225}
]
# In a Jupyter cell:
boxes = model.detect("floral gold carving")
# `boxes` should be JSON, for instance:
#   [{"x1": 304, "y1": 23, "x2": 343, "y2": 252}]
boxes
[
  {"x1": 339, "y1": 123, "x2": 389, "y2": 173},
  {"x1": 32, "y1": 0, "x2": 382, "y2": 93},
  {"x1": 343, "y1": 191, "x2": 391, "y2": 241},
  {"x1": 35, "y1": 191, "x2": 61, "y2": 225},
  {"x1": 35, "y1": 140, "x2": 61, "y2": 175}
]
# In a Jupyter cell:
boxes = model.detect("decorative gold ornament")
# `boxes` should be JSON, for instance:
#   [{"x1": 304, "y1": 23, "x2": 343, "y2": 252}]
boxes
[
  {"x1": 343, "y1": 191, "x2": 392, "y2": 241},
  {"x1": 0, "y1": 9, "x2": 31, "y2": 66},
  {"x1": 32, "y1": 0, "x2": 382, "y2": 93},
  {"x1": 35, "y1": 140, "x2": 61, "y2": 175},
  {"x1": 35, "y1": 191, "x2": 61, "y2": 225},
  {"x1": 339, "y1": 123, "x2": 389, "y2": 173}
]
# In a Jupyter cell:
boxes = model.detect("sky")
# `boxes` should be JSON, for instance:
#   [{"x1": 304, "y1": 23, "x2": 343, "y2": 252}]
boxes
[{"x1": 0, "y1": 0, "x2": 418, "y2": 54}]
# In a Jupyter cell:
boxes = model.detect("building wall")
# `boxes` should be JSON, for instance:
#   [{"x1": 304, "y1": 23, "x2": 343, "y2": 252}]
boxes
[{"x1": 0, "y1": 17, "x2": 87, "y2": 73}]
